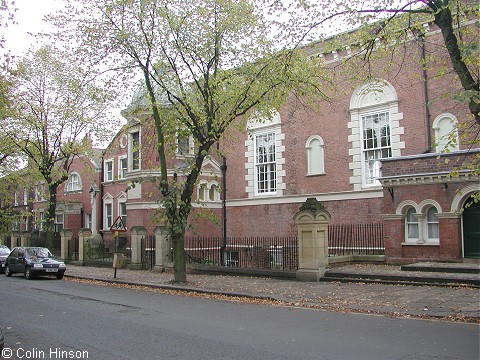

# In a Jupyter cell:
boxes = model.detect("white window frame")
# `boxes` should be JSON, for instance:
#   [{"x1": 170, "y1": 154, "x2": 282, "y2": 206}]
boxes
[
  {"x1": 23, "y1": 187, "x2": 28, "y2": 205},
  {"x1": 198, "y1": 182, "x2": 207, "y2": 201},
  {"x1": 118, "y1": 156, "x2": 128, "y2": 180},
  {"x1": 34, "y1": 211, "x2": 44, "y2": 231},
  {"x1": 54, "y1": 213, "x2": 64, "y2": 233},
  {"x1": 65, "y1": 172, "x2": 82, "y2": 192},
  {"x1": 306, "y1": 135, "x2": 325, "y2": 176},
  {"x1": 405, "y1": 207, "x2": 419, "y2": 243},
  {"x1": 254, "y1": 131, "x2": 277, "y2": 195},
  {"x1": 12, "y1": 216, "x2": 20, "y2": 231},
  {"x1": 361, "y1": 110, "x2": 392, "y2": 187},
  {"x1": 104, "y1": 159, "x2": 114, "y2": 182},
  {"x1": 425, "y1": 207, "x2": 439, "y2": 243},
  {"x1": 129, "y1": 130, "x2": 141, "y2": 172},
  {"x1": 24, "y1": 215, "x2": 29, "y2": 232},
  {"x1": 103, "y1": 195, "x2": 114, "y2": 230},
  {"x1": 34, "y1": 183, "x2": 45, "y2": 201},
  {"x1": 85, "y1": 213, "x2": 92, "y2": 230},
  {"x1": 176, "y1": 132, "x2": 195, "y2": 156},
  {"x1": 245, "y1": 111, "x2": 285, "y2": 198},
  {"x1": 14, "y1": 191, "x2": 18, "y2": 206},
  {"x1": 117, "y1": 193, "x2": 127, "y2": 229},
  {"x1": 433, "y1": 113, "x2": 459, "y2": 153},
  {"x1": 208, "y1": 183, "x2": 219, "y2": 201}
]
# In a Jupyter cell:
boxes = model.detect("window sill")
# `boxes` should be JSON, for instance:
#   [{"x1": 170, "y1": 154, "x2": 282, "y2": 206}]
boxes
[
  {"x1": 254, "y1": 192, "x2": 277, "y2": 197},
  {"x1": 401, "y1": 242, "x2": 439, "y2": 246},
  {"x1": 64, "y1": 190, "x2": 83, "y2": 194},
  {"x1": 306, "y1": 172, "x2": 326, "y2": 177},
  {"x1": 176, "y1": 154, "x2": 195, "y2": 159}
]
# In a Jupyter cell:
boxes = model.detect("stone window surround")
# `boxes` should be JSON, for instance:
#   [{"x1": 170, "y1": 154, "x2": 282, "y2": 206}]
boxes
[
  {"x1": 305, "y1": 135, "x2": 325, "y2": 176},
  {"x1": 197, "y1": 180, "x2": 220, "y2": 202},
  {"x1": 348, "y1": 80, "x2": 405, "y2": 191},
  {"x1": 432, "y1": 113, "x2": 459, "y2": 153},
  {"x1": 396, "y1": 199, "x2": 442, "y2": 245},
  {"x1": 245, "y1": 112, "x2": 285, "y2": 198}
]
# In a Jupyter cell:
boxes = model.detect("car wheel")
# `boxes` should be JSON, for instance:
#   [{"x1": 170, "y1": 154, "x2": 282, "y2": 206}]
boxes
[
  {"x1": 56, "y1": 274, "x2": 64, "y2": 280},
  {"x1": 24, "y1": 267, "x2": 35, "y2": 280},
  {"x1": 5, "y1": 265, "x2": 12, "y2": 277}
]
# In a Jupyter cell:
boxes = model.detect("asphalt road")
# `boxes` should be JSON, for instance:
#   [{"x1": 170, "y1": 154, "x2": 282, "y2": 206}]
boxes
[{"x1": 0, "y1": 274, "x2": 478, "y2": 360}]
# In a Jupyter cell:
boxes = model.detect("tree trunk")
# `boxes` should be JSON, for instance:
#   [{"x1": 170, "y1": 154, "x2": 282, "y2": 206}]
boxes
[
  {"x1": 432, "y1": 2, "x2": 480, "y2": 124},
  {"x1": 45, "y1": 184, "x2": 58, "y2": 250},
  {"x1": 172, "y1": 230, "x2": 187, "y2": 283}
]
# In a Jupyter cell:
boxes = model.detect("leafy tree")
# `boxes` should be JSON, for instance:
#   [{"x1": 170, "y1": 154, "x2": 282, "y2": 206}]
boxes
[
  {"x1": 0, "y1": 0, "x2": 17, "y2": 175},
  {"x1": 1, "y1": 45, "x2": 118, "y2": 248},
  {"x1": 51, "y1": 0, "x2": 328, "y2": 282}
]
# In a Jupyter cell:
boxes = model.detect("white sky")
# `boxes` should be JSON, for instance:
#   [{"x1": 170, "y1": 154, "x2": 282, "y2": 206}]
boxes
[{"x1": 3, "y1": 0, "x2": 64, "y2": 56}]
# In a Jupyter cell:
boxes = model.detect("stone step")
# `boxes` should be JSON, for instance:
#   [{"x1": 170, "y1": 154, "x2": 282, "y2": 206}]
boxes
[
  {"x1": 322, "y1": 271, "x2": 480, "y2": 287},
  {"x1": 401, "y1": 262, "x2": 480, "y2": 274}
]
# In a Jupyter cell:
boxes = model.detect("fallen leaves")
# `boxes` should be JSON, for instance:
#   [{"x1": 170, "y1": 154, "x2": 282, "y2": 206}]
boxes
[{"x1": 66, "y1": 277, "x2": 480, "y2": 323}]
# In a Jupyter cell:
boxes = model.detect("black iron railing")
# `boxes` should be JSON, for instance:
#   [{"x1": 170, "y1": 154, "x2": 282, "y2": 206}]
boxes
[
  {"x1": 184, "y1": 236, "x2": 298, "y2": 271},
  {"x1": 328, "y1": 223, "x2": 384, "y2": 256}
]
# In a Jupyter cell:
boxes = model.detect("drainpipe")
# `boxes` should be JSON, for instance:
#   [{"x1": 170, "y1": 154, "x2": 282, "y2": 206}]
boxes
[
  {"x1": 221, "y1": 155, "x2": 227, "y2": 251},
  {"x1": 99, "y1": 152, "x2": 104, "y2": 235},
  {"x1": 217, "y1": 142, "x2": 227, "y2": 266},
  {"x1": 417, "y1": 29, "x2": 432, "y2": 153}
]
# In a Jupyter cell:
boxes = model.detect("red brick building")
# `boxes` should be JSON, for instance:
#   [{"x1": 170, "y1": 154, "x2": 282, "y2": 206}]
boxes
[{"x1": 2, "y1": 17, "x2": 479, "y2": 263}]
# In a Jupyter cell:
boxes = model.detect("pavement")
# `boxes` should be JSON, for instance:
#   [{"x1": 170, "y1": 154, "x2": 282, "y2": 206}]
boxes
[{"x1": 63, "y1": 261, "x2": 480, "y2": 323}]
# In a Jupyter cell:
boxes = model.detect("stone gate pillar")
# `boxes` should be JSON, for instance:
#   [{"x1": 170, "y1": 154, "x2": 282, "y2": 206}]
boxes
[
  {"x1": 11, "y1": 231, "x2": 21, "y2": 248},
  {"x1": 78, "y1": 229, "x2": 92, "y2": 263},
  {"x1": 21, "y1": 232, "x2": 31, "y2": 247},
  {"x1": 60, "y1": 229, "x2": 72, "y2": 261},
  {"x1": 294, "y1": 198, "x2": 331, "y2": 282},
  {"x1": 130, "y1": 226, "x2": 147, "y2": 270},
  {"x1": 154, "y1": 226, "x2": 170, "y2": 272}
]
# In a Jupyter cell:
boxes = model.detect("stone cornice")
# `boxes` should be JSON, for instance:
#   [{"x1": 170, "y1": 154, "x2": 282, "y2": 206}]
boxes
[
  {"x1": 380, "y1": 171, "x2": 478, "y2": 187},
  {"x1": 382, "y1": 214, "x2": 404, "y2": 221}
]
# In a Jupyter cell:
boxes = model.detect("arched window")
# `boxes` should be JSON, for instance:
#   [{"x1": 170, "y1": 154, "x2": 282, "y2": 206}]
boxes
[
  {"x1": 349, "y1": 80, "x2": 403, "y2": 190},
  {"x1": 197, "y1": 181, "x2": 219, "y2": 202},
  {"x1": 306, "y1": 136, "x2": 325, "y2": 175},
  {"x1": 433, "y1": 114, "x2": 459, "y2": 153},
  {"x1": 426, "y1": 207, "x2": 439, "y2": 242},
  {"x1": 209, "y1": 184, "x2": 217, "y2": 201},
  {"x1": 405, "y1": 208, "x2": 419, "y2": 242},
  {"x1": 198, "y1": 183, "x2": 207, "y2": 201},
  {"x1": 65, "y1": 172, "x2": 82, "y2": 192}
]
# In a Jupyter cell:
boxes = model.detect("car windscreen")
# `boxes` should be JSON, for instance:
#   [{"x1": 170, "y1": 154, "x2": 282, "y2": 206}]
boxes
[
  {"x1": 0, "y1": 248, "x2": 9, "y2": 255},
  {"x1": 25, "y1": 248, "x2": 53, "y2": 259}
]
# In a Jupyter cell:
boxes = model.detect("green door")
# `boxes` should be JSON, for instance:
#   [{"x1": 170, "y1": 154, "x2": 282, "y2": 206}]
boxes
[{"x1": 463, "y1": 198, "x2": 480, "y2": 258}]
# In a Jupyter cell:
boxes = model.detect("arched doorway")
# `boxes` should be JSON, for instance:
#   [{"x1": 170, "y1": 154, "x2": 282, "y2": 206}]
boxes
[{"x1": 463, "y1": 196, "x2": 480, "y2": 258}]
